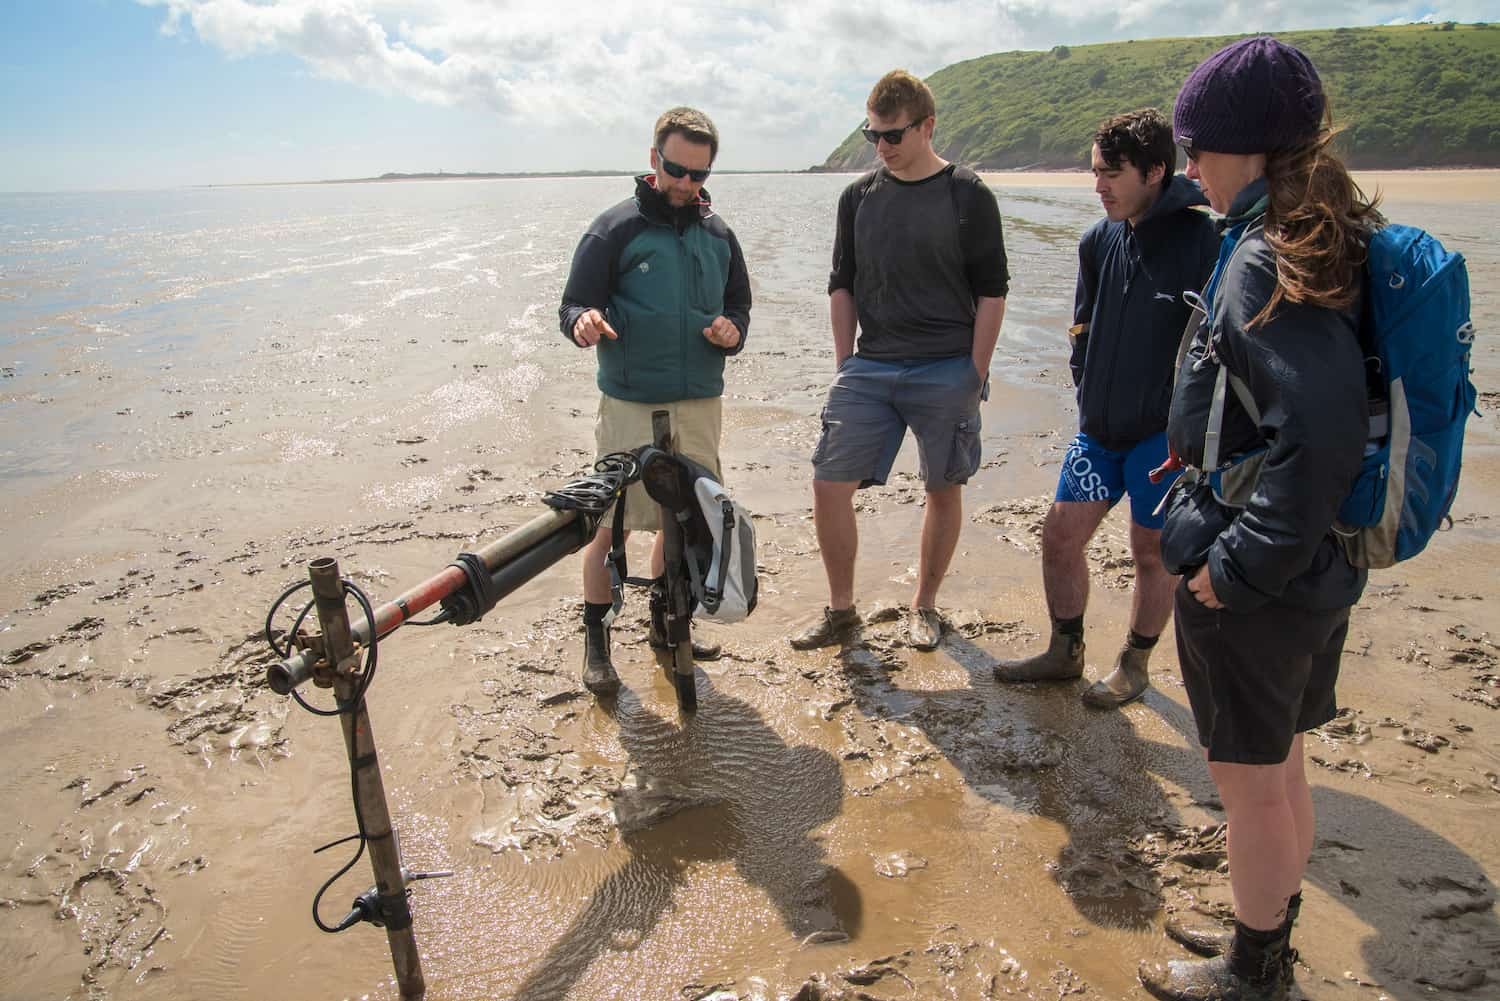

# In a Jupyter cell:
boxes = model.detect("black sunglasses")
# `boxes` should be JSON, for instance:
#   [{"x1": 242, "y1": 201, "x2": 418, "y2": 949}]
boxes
[
  {"x1": 861, "y1": 120, "x2": 923, "y2": 145},
  {"x1": 657, "y1": 150, "x2": 711, "y2": 183},
  {"x1": 1177, "y1": 139, "x2": 1199, "y2": 162}
]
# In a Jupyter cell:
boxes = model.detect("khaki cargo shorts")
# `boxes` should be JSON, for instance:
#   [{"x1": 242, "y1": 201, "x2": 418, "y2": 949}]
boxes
[{"x1": 596, "y1": 394, "x2": 723, "y2": 531}]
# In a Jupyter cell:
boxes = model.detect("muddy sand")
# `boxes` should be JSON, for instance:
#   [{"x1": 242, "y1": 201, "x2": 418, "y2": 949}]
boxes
[{"x1": 1, "y1": 173, "x2": 1497, "y2": 1001}]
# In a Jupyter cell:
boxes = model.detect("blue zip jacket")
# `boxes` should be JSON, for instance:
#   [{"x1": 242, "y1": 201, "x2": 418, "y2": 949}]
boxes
[
  {"x1": 559, "y1": 175, "x2": 751, "y2": 404},
  {"x1": 1070, "y1": 174, "x2": 1219, "y2": 451}
]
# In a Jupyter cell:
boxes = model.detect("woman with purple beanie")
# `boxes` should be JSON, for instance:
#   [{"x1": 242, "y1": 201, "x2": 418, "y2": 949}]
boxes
[{"x1": 1140, "y1": 36, "x2": 1382, "y2": 1001}]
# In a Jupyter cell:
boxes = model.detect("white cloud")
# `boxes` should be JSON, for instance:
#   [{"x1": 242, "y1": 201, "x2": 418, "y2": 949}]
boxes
[{"x1": 136, "y1": 0, "x2": 1500, "y2": 170}]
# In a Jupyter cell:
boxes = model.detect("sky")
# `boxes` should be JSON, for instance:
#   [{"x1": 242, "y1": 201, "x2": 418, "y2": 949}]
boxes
[{"x1": 2, "y1": 0, "x2": 1497, "y2": 191}]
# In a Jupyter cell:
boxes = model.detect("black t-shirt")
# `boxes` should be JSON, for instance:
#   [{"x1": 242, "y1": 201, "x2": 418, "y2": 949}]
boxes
[{"x1": 828, "y1": 164, "x2": 1010, "y2": 360}]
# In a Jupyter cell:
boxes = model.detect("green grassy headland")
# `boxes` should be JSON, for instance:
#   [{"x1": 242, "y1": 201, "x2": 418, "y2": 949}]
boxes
[{"x1": 819, "y1": 23, "x2": 1500, "y2": 171}]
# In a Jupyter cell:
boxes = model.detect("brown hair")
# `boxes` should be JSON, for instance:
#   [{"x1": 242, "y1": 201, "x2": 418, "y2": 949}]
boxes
[
  {"x1": 654, "y1": 107, "x2": 719, "y2": 161},
  {"x1": 1095, "y1": 108, "x2": 1174, "y2": 183},
  {"x1": 867, "y1": 69, "x2": 936, "y2": 124},
  {"x1": 1252, "y1": 125, "x2": 1383, "y2": 329}
]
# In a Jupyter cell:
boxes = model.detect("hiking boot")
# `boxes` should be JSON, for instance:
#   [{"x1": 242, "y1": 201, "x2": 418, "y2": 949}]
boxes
[
  {"x1": 993, "y1": 627, "x2": 1084, "y2": 683},
  {"x1": 790, "y1": 606, "x2": 860, "y2": 650},
  {"x1": 1138, "y1": 954, "x2": 1288, "y2": 1001},
  {"x1": 1140, "y1": 922, "x2": 1290, "y2": 1001},
  {"x1": 908, "y1": 607, "x2": 944, "y2": 651},
  {"x1": 581, "y1": 621, "x2": 620, "y2": 696},
  {"x1": 1081, "y1": 643, "x2": 1151, "y2": 708},
  {"x1": 1166, "y1": 893, "x2": 1301, "y2": 989}
]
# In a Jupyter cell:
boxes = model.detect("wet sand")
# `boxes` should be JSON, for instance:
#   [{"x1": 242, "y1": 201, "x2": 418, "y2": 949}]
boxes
[{"x1": 0, "y1": 173, "x2": 1496, "y2": 1001}]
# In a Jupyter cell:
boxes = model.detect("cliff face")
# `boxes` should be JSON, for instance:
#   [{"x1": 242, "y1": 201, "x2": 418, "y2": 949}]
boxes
[{"x1": 820, "y1": 23, "x2": 1500, "y2": 172}]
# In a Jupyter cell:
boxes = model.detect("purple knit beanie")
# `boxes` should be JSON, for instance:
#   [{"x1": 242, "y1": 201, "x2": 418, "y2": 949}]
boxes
[{"x1": 1173, "y1": 36, "x2": 1326, "y2": 154}]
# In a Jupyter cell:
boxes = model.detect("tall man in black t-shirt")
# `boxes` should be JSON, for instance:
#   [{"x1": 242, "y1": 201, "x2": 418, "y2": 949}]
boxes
[{"x1": 792, "y1": 69, "x2": 1011, "y2": 652}]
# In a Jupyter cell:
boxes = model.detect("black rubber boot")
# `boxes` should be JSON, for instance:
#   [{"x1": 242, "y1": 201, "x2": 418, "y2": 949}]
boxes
[
  {"x1": 1081, "y1": 643, "x2": 1150, "y2": 708},
  {"x1": 1140, "y1": 921, "x2": 1289, "y2": 1001},
  {"x1": 1165, "y1": 893, "x2": 1301, "y2": 989},
  {"x1": 993, "y1": 626, "x2": 1084, "y2": 682},
  {"x1": 582, "y1": 620, "x2": 620, "y2": 696}
]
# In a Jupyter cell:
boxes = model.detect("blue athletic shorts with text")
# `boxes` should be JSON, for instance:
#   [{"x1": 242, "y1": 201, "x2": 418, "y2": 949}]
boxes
[{"x1": 1054, "y1": 431, "x2": 1175, "y2": 529}]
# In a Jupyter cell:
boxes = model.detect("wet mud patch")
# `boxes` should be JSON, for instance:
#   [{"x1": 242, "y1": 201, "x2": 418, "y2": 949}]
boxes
[
  {"x1": 1, "y1": 743, "x2": 201, "y2": 1001},
  {"x1": 781, "y1": 928, "x2": 1058, "y2": 1001},
  {"x1": 146, "y1": 630, "x2": 288, "y2": 761},
  {"x1": 1446, "y1": 623, "x2": 1500, "y2": 709}
]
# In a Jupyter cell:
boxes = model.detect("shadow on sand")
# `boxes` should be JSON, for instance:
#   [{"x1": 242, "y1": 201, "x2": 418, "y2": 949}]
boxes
[
  {"x1": 843, "y1": 619, "x2": 1496, "y2": 990},
  {"x1": 512, "y1": 665, "x2": 860, "y2": 1001}
]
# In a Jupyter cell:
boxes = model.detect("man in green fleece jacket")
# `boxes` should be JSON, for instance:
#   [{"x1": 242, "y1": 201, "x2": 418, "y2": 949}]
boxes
[{"x1": 558, "y1": 106, "x2": 752, "y2": 697}]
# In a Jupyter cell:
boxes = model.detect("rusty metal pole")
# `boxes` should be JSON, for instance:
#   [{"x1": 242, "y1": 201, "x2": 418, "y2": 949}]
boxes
[
  {"x1": 651, "y1": 411, "x2": 697, "y2": 712},
  {"x1": 308, "y1": 557, "x2": 426, "y2": 999}
]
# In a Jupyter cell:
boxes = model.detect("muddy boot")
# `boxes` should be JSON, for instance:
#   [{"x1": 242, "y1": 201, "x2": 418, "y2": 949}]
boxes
[
  {"x1": 581, "y1": 619, "x2": 620, "y2": 696},
  {"x1": 790, "y1": 606, "x2": 860, "y2": 650},
  {"x1": 1140, "y1": 922, "x2": 1289, "y2": 1001},
  {"x1": 646, "y1": 580, "x2": 721, "y2": 659},
  {"x1": 907, "y1": 607, "x2": 944, "y2": 651},
  {"x1": 993, "y1": 626, "x2": 1084, "y2": 683},
  {"x1": 1166, "y1": 894, "x2": 1301, "y2": 989},
  {"x1": 1081, "y1": 643, "x2": 1151, "y2": 708},
  {"x1": 1164, "y1": 916, "x2": 1233, "y2": 956}
]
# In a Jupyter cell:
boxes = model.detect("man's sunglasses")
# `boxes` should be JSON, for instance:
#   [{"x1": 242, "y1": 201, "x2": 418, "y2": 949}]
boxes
[
  {"x1": 657, "y1": 150, "x2": 711, "y2": 183},
  {"x1": 861, "y1": 120, "x2": 923, "y2": 145},
  {"x1": 1177, "y1": 139, "x2": 1199, "y2": 162}
]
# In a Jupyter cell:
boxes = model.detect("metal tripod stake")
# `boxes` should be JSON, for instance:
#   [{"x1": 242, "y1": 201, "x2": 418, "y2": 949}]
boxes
[{"x1": 308, "y1": 557, "x2": 426, "y2": 999}]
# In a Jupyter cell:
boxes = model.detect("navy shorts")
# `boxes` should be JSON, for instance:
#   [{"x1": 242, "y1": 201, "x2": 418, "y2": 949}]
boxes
[
  {"x1": 1054, "y1": 431, "x2": 1176, "y2": 529},
  {"x1": 1174, "y1": 580, "x2": 1350, "y2": 765},
  {"x1": 812, "y1": 355, "x2": 987, "y2": 491}
]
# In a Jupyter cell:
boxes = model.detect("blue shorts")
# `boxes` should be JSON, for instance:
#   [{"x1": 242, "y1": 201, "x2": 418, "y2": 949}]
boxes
[
  {"x1": 812, "y1": 355, "x2": 988, "y2": 491},
  {"x1": 1054, "y1": 431, "x2": 1176, "y2": 529}
]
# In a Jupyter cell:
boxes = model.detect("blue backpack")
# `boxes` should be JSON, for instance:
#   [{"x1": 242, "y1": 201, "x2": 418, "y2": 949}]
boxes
[
  {"x1": 1201, "y1": 223, "x2": 1477, "y2": 569},
  {"x1": 1332, "y1": 224, "x2": 1476, "y2": 568}
]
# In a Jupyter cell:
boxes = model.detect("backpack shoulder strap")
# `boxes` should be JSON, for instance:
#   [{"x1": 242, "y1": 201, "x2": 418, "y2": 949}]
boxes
[
  {"x1": 605, "y1": 491, "x2": 656, "y2": 624},
  {"x1": 848, "y1": 168, "x2": 882, "y2": 220}
]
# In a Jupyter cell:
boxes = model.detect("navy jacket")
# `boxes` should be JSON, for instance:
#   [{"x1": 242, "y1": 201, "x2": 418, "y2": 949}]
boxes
[
  {"x1": 1165, "y1": 181, "x2": 1368, "y2": 612},
  {"x1": 1071, "y1": 175, "x2": 1219, "y2": 451},
  {"x1": 559, "y1": 175, "x2": 751, "y2": 404}
]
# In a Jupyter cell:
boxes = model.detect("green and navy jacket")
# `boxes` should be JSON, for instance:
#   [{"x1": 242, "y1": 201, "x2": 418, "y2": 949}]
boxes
[{"x1": 559, "y1": 175, "x2": 751, "y2": 403}]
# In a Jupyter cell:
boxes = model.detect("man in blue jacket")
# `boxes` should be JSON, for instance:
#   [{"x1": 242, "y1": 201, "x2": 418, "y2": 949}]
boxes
[
  {"x1": 559, "y1": 107, "x2": 751, "y2": 696},
  {"x1": 994, "y1": 109, "x2": 1217, "y2": 708}
]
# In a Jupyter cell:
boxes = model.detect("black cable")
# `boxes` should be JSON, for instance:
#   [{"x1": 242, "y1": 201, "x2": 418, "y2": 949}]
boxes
[
  {"x1": 543, "y1": 450, "x2": 639, "y2": 515},
  {"x1": 310, "y1": 763, "x2": 371, "y2": 933},
  {"x1": 263, "y1": 578, "x2": 379, "y2": 718},
  {"x1": 263, "y1": 578, "x2": 386, "y2": 933}
]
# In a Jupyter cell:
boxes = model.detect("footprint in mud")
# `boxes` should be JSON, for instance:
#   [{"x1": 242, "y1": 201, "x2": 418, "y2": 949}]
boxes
[{"x1": 5, "y1": 761, "x2": 199, "y2": 997}]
